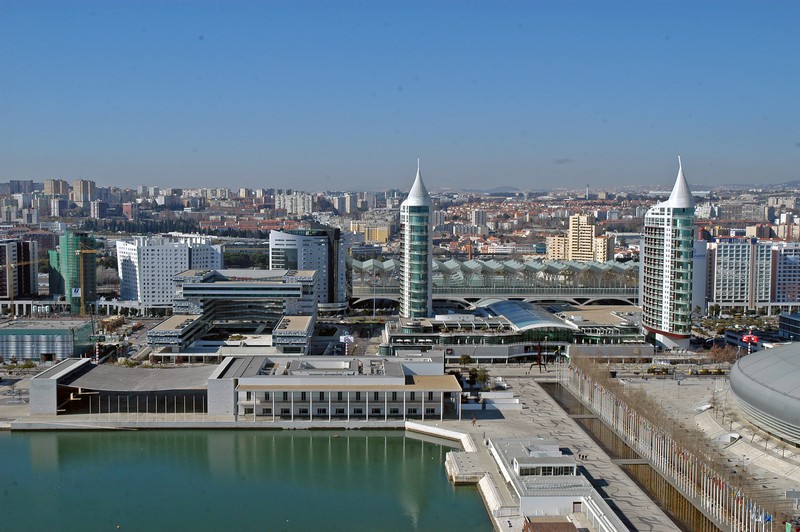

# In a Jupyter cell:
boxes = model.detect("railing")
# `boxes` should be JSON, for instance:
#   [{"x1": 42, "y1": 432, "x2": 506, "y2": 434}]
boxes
[{"x1": 561, "y1": 367, "x2": 778, "y2": 531}]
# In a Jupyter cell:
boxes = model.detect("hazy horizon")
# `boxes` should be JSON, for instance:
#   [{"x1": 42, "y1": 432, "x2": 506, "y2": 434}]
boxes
[{"x1": 2, "y1": 1, "x2": 798, "y2": 191}]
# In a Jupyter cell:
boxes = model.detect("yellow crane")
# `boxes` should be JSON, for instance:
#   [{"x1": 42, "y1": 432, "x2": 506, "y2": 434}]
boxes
[{"x1": 75, "y1": 245, "x2": 99, "y2": 316}]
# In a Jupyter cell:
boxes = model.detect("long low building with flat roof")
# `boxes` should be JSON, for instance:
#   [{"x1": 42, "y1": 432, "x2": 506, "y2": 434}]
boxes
[
  {"x1": 0, "y1": 318, "x2": 94, "y2": 362},
  {"x1": 208, "y1": 354, "x2": 462, "y2": 421},
  {"x1": 28, "y1": 353, "x2": 463, "y2": 423}
]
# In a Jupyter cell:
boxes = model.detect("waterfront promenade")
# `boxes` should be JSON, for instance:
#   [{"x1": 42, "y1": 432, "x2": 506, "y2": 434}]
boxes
[{"x1": 2, "y1": 367, "x2": 677, "y2": 531}]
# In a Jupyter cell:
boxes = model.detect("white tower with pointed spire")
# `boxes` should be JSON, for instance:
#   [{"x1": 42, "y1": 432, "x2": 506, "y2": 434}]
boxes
[
  {"x1": 399, "y1": 160, "x2": 433, "y2": 319},
  {"x1": 641, "y1": 157, "x2": 695, "y2": 349}
]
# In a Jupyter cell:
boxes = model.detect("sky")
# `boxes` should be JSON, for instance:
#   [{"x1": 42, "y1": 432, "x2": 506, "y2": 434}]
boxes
[{"x1": 1, "y1": 1, "x2": 799, "y2": 192}]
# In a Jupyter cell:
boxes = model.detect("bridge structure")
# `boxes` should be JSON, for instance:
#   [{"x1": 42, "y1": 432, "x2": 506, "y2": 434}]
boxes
[{"x1": 350, "y1": 257, "x2": 640, "y2": 307}]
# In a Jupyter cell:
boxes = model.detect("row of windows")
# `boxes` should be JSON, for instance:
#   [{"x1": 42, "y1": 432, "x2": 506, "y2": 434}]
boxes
[
  {"x1": 246, "y1": 391, "x2": 436, "y2": 402},
  {"x1": 245, "y1": 407, "x2": 437, "y2": 416}
]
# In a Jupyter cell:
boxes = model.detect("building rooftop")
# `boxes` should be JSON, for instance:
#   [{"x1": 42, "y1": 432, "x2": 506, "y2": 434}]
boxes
[
  {"x1": 274, "y1": 315, "x2": 313, "y2": 333},
  {"x1": 557, "y1": 306, "x2": 640, "y2": 327},
  {"x1": 176, "y1": 268, "x2": 316, "y2": 281},
  {"x1": 60, "y1": 364, "x2": 216, "y2": 391},
  {"x1": 151, "y1": 314, "x2": 203, "y2": 332},
  {"x1": 0, "y1": 319, "x2": 92, "y2": 331}
]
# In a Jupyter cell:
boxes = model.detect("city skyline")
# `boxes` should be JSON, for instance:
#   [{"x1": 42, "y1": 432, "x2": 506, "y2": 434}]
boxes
[{"x1": 2, "y1": 1, "x2": 799, "y2": 190}]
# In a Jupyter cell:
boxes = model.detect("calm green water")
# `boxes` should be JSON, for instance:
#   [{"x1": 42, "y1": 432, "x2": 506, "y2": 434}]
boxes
[{"x1": 0, "y1": 430, "x2": 491, "y2": 531}]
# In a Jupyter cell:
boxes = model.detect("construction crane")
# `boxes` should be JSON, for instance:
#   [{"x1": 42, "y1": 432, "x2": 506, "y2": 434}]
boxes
[
  {"x1": 2, "y1": 258, "x2": 49, "y2": 320},
  {"x1": 75, "y1": 245, "x2": 99, "y2": 317}
]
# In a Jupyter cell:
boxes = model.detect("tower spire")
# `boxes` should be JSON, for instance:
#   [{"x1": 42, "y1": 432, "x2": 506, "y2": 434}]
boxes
[{"x1": 664, "y1": 155, "x2": 694, "y2": 209}]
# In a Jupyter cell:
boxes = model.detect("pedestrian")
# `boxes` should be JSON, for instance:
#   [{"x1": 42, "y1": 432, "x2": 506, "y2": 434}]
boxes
[{"x1": 471, "y1": 416, "x2": 476, "y2": 427}]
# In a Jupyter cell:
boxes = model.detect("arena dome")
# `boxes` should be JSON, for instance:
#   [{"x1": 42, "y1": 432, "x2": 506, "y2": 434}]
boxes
[{"x1": 729, "y1": 343, "x2": 800, "y2": 446}]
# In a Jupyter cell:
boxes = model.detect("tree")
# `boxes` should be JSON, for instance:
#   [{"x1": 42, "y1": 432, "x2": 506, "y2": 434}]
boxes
[
  {"x1": 459, "y1": 354, "x2": 473, "y2": 367},
  {"x1": 476, "y1": 368, "x2": 490, "y2": 390},
  {"x1": 467, "y1": 368, "x2": 478, "y2": 386}
]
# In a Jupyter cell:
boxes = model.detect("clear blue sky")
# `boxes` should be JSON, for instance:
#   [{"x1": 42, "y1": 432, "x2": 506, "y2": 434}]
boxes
[{"x1": 1, "y1": 1, "x2": 798, "y2": 191}]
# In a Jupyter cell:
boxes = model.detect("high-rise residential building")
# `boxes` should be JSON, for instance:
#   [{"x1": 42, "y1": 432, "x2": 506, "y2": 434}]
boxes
[
  {"x1": 641, "y1": 158, "x2": 694, "y2": 349},
  {"x1": 773, "y1": 242, "x2": 800, "y2": 306},
  {"x1": 0, "y1": 239, "x2": 39, "y2": 301},
  {"x1": 399, "y1": 162, "x2": 432, "y2": 319},
  {"x1": 71, "y1": 179, "x2": 97, "y2": 208},
  {"x1": 50, "y1": 198, "x2": 67, "y2": 217},
  {"x1": 49, "y1": 231, "x2": 97, "y2": 314},
  {"x1": 546, "y1": 215, "x2": 612, "y2": 262},
  {"x1": 275, "y1": 191, "x2": 314, "y2": 215},
  {"x1": 269, "y1": 226, "x2": 349, "y2": 313},
  {"x1": 116, "y1": 236, "x2": 223, "y2": 310},
  {"x1": 706, "y1": 237, "x2": 772, "y2": 312},
  {"x1": 344, "y1": 193, "x2": 358, "y2": 214},
  {"x1": 471, "y1": 210, "x2": 487, "y2": 227},
  {"x1": 545, "y1": 235, "x2": 568, "y2": 260},
  {"x1": 90, "y1": 200, "x2": 108, "y2": 220},
  {"x1": 567, "y1": 215, "x2": 597, "y2": 261},
  {"x1": 44, "y1": 179, "x2": 70, "y2": 197}
]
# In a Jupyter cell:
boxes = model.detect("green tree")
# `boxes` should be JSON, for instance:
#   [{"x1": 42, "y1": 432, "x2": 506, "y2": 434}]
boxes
[{"x1": 476, "y1": 368, "x2": 490, "y2": 390}]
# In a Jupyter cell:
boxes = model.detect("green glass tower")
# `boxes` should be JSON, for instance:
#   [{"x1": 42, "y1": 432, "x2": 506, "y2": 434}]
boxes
[
  {"x1": 400, "y1": 161, "x2": 433, "y2": 319},
  {"x1": 49, "y1": 231, "x2": 97, "y2": 314}
]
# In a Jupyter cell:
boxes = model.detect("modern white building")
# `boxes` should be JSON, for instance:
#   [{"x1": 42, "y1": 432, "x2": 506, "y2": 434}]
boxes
[
  {"x1": 269, "y1": 227, "x2": 349, "y2": 313},
  {"x1": 641, "y1": 158, "x2": 694, "y2": 349},
  {"x1": 116, "y1": 236, "x2": 223, "y2": 310},
  {"x1": 399, "y1": 161, "x2": 433, "y2": 319}
]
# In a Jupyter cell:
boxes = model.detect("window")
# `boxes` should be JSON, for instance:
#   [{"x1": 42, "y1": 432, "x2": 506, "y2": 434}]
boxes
[
  {"x1": 262, "y1": 408, "x2": 272, "y2": 415},
  {"x1": 281, "y1": 408, "x2": 290, "y2": 415},
  {"x1": 299, "y1": 408, "x2": 309, "y2": 415},
  {"x1": 410, "y1": 392, "x2": 416, "y2": 401},
  {"x1": 425, "y1": 408, "x2": 435, "y2": 415},
  {"x1": 371, "y1": 408, "x2": 381, "y2": 415},
  {"x1": 427, "y1": 392, "x2": 434, "y2": 401},
  {"x1": 282, "y1": 392, "x2": 289, "y2": 401},
  {"x1": 335, "y1": 408, "x2": 345, "y2": 415},
  {"x1": 389, "y1": 408, "x2": 399, "y2": 415},
  {"x1": 407, "y1": 408, "x2": 418, "y2": 415},
  {"x1": 392, "y1": 392, "x2": 397, "y2": 401},
  {"x1": 317, "y1": 408, "x2": 327, "y2": 415},
  {"x1": 373, "y1": 392, "x2": 379, "y2": 401},
  {"x1": 353, "y1": 408, "x2": 363, "y2": 415},
  {"x1": 318, "y1": 392, "x2": 325, "y2": 401},
  {"x1": 246, "y1": 392, "x2": 252, "y2": 401},
  {"x1": 264, "y1": 392, "x2": 270, "y2": 401},
  {"x1": 337, "y1": 392, "x2": 343, "y2": 401},
  {"x1": 355, "y1": 392, "x2": 361, "y2": 401},
  {"x1": 301, "y1": 392, "x2": 307, "y2": 401},
  {"x1": 244, "y1": 408, "x2": 253, "y2": 415}
]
